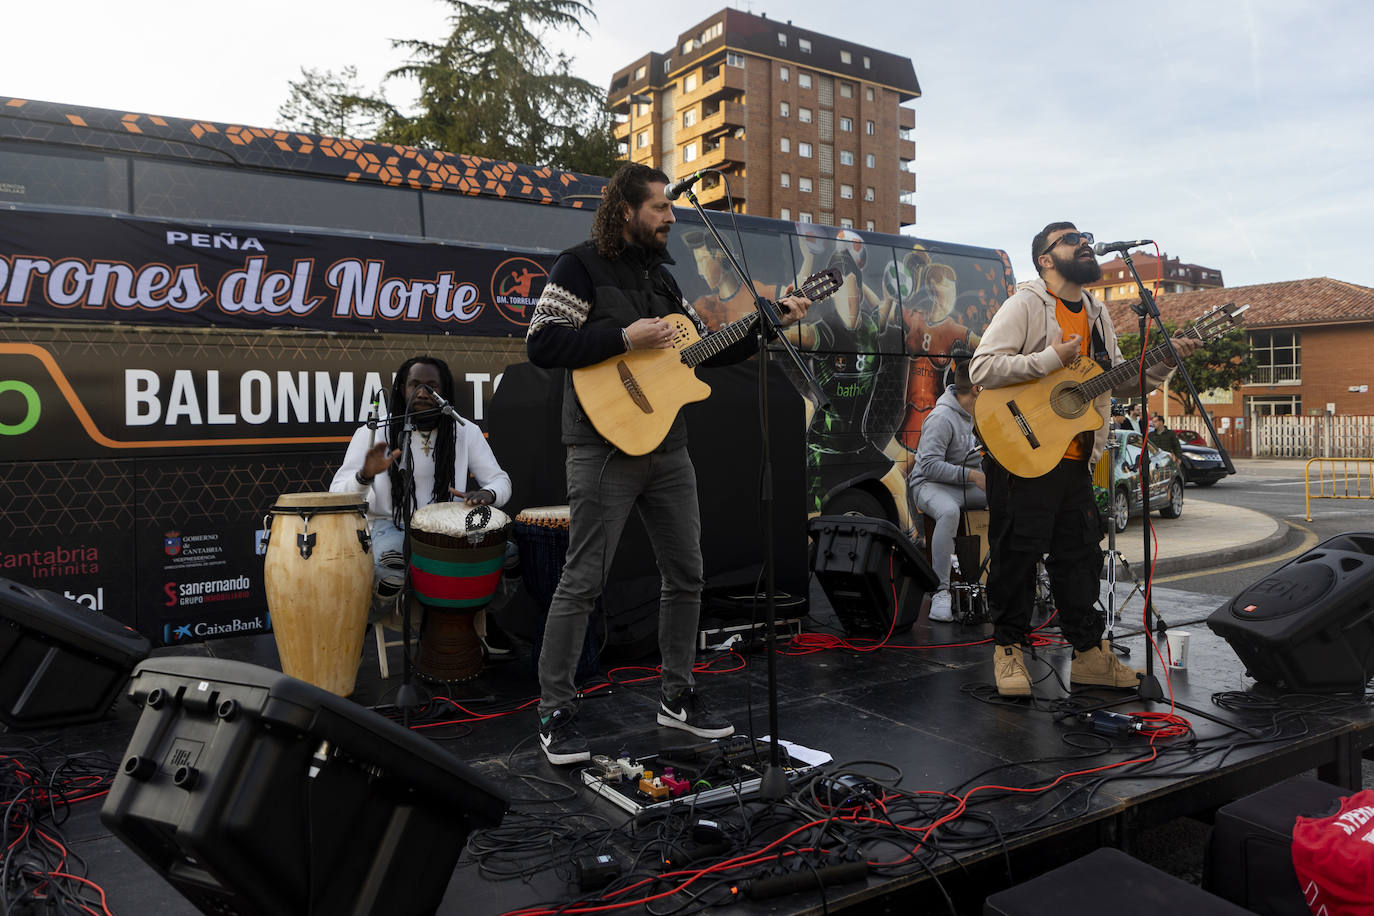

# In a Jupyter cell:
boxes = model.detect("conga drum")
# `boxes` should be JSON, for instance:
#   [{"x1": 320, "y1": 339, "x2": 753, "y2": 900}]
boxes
[
  {"x1": 262, "y1": 492, "x2": 372, "y2": 696},
  {"x1": 513, "y1": 506, "x2": 600, "y2": 682},
  {"x1": 409, "y1": 503, "x2": 511, "y2": 682}
]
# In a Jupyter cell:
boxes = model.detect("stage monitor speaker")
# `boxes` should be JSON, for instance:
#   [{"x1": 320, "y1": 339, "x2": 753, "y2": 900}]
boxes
[
  {"x1": 0, "y1": 577, "x2": 151, "y2": 728},
  {"x1": 1203, "y1": 776, "x2": 1346, "y2": 915},
  {"x1": 984, "y1": 847, "x2": 1250, "y2": 915},
  {"x1": 1207, "y1": 532, "x2": 1374, "y2": 692},
  {"x1": 809, "y1": 515, "x2": 938, "y2": 634},
  {"x1": 100, "y1": 656, "x2": 509, "y2": 916}
]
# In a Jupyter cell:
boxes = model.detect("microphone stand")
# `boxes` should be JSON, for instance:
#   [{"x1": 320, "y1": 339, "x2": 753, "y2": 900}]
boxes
[
  {"x1": 677, "y1": 179, "x2": 827, "y2": 800},
  {"x1": 388, "y1": 395, "x2": 429, "y2": 721}
]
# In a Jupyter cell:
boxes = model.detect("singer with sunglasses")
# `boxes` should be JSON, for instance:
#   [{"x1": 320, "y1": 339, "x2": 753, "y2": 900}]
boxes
[
  {"x1": 330, "y1": 355, "x2": 513, "y2": 624},
  {"x1": 970, "y1": 222, "x2": 1198, "y2": 697}
]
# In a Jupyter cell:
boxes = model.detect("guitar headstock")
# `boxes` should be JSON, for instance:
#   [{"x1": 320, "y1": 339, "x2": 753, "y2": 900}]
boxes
[
  {"x1": 1187, "y1": 301, "x2": 1249, "y2": 342},
  {"x1": 796, "y1": 267, "x2": 843, "y2": 304}
]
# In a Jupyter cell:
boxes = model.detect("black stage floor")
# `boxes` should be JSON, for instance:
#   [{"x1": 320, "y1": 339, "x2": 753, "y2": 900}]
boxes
[{"x1": 5, "y1": 583, "x2": 1373, "y2": 915}]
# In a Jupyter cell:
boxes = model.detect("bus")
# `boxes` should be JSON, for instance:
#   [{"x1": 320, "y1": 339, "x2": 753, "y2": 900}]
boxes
[{"x1": 0, "y1": 96, "x2": 1013, "y2": 646}]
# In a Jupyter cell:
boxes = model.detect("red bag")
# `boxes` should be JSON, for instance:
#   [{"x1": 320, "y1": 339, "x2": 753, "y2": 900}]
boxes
[{"x1": 1291, "y1": 788, "x2": 1374, "y2": 916}]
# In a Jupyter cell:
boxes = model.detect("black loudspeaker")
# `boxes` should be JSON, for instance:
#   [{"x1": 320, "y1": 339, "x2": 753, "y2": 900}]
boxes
[
  {"x1": 101, "y1": 656, "x2": 508, "y2": 916},
  {"x1": 984, "y1": 847, "x2": 1250, "y2": 915},
  {"x1": 1203, "y1": 776, "x2": 1347, "y2": 915},
  {"x1": 0, "y1": 577, "x2": 151, "y2": 728},
  {"x1": 1207, "y1": 532, "x2": 1374, "y2": 692},
  {"x1": 809, "y1": 515, "x2": 938, "y2": 633}
]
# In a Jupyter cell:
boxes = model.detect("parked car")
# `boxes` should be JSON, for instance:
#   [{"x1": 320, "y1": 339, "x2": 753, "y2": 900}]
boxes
[
  {"x1": 1174, "y1": 428, "x2": 1205, "y2": 446},
  {"x1": 1093, "y1": 429, "x2": 1186, "y2": 533},
  {"x1": 1178, "y1": 442, "x2": 1231, "y2": 487}
]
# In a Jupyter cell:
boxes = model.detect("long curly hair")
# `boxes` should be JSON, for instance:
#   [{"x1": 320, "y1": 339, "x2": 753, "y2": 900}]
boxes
[
  {"x1": 591, "y1": 163, "x2": 670, "y2": 259},
  {"x1": 385, "y1": 355, "x2": 457, "y2": 528}
]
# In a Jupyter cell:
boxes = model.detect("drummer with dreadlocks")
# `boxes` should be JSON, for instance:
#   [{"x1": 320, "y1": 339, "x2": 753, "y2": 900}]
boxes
[{"x1": 330, "y1": 355, "x2": 514, "y2": 637}]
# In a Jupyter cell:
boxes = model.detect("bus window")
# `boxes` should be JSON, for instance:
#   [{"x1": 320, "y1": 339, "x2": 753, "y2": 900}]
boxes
[{"x1": 0, "y1": 141, "x2": 128, "y2": 212}]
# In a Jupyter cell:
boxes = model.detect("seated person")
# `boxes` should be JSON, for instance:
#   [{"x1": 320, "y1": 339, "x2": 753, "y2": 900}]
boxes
[
  {"x1": 907, "y1": 355, "x2": 987, "y2": 622},
  {"x1": 330, "y1": 356, "x2": 514, "y2": 648}
]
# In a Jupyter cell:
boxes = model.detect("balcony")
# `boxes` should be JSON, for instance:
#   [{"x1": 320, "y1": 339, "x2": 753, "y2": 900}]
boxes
[
  {"x1": 677, "y1": 65, "x2": 746, "y2": 110},
  {"x1": 900, "y1": 202, "x2": 916, "y2": 227},
  {"x1": 898, "y1": 139, "x2": 915, "y2": 161},
  {"x1": 692, "y1": 136, "x2": 747, "y2": 171},
  {"x1": 695, "y1": 174, "x2": 745, "y2": 208},
  {"x1": 899, "y1": 107, "x2": 915, "y2": 131},
  {"x1": 677, "y1": 101, "x2": 746, "y2": 144}
]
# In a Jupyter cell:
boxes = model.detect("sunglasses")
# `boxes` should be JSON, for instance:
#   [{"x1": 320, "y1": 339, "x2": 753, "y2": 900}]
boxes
[{"x1": 1040, "y1": 231, "x2": 1094, "y2": 256}]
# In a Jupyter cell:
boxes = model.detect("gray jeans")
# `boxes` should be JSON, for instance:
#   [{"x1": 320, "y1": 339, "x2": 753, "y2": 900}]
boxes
[
  {"x1": 915, "y1": 480, "x2": 988, "y2": 589},
  {"x1": 537, "y1": 444, "x2": 705, "y2": 716}
]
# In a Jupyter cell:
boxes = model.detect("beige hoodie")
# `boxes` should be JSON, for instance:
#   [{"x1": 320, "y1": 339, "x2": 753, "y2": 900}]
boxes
[{"x1": 970, "y1": 277, "x2": 1173, "y2": 466}]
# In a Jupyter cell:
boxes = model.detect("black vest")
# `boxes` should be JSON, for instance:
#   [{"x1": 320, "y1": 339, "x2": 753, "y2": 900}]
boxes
[{"x1": 561, "y1": 240, "x2": 692, "y2": 451}]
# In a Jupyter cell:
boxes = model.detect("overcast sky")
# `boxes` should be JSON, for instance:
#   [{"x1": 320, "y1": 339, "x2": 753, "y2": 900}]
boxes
[{"x1": 6, "y1": 0, "x2": 1372, "y2": 288}]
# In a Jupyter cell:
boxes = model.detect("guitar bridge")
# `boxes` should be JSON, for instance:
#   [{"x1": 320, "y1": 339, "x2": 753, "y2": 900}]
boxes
[
  {"x1": 1007, "y1": 400, "x2": 1040, "y2": 449},
  {"x1": 617, "y1": 360, "x2": 653, "y2": 414}
]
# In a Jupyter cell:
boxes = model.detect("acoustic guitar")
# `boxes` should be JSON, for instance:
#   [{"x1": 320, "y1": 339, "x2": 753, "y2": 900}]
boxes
[
  {"x1": 572, "y1": 268, "x2": 841, "y2": 455},
  {"x1": 975, "y1": 302, "x2": 1246, "y2": 478}
]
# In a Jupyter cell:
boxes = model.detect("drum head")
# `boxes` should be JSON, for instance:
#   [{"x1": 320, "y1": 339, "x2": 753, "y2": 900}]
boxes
[
  {"x1": 272, "y1": 492, "x2": 368, "y2": 513},
  {"x1": 411, "y1": 503, "x2": 511, "y2": 537}
]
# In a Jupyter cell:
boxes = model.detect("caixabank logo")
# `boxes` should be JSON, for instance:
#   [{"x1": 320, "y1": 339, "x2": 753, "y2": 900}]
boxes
[
  {"x1": 490, "y1": 257, "x2": 547, "y2": 326},
  {"x1": 163, "y1": 612, "x2": 270, "y2": 643}
]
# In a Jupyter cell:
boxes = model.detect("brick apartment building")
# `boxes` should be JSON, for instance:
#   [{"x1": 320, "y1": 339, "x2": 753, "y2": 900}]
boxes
[
  {"x1": 607, "y1": 9, "x2": 920, "y2": 232},
  {"x1": 1104, "y1": 277, "x2": 1374, "y2": 430},
  {"x1": 1086, "y1": 252, "x2": 1225, "y2": 303}
]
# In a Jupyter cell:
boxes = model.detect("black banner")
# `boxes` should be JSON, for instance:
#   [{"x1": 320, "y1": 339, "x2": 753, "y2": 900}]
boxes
[{"x1": 0, "y1": 210, "x2": 551, "y2": 335}]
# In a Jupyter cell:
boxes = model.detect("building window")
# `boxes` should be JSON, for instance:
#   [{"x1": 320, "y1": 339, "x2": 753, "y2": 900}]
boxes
[
  {"x1": 840, "y1": 217, "x2": 853, "y2": 228},
  {"x1": 727, "y1": 51, "x2": 745, "y2": 68},
  {"x1": 636, "y1": 131, "x2": 649, "y2": 148},
  {"x1": 634, "y1": 65, "x2": 646, "y2": 80},
  {"x1": 683, "y1": 110, "x2": 697, "y2": 128},
  {"x1": 799, "y1": 38, "x2": 812, "y2": 53},
  {"x1": 865, "y1": 219, "x2": 875, "y2": 230},
  {"x1": 780, "y1": 172, "x2": 790, "y2": 188},
  {"x1": 703, "y1": 22, "x2": 722, "y2": 42},
  {"x1": 840, "y1": 82, "x2": 853, "y2": 98},
  {"x1": 799, "y1": 73, "x2": 813, "y2": 89},
  {"x1": 863, "y1": 56, "x2": 872, "y2": 69},
  {"x1": 1245, "y1": 395, "x2": 1301, "y2": 416},
  {"x1": 663, "y1": 58, "x2": 672, "y2": 73},
  {"x1": 865, "y1": 86, "x2": 874, "y2": 100},
  {"x1": 683, "y1": 143, "x2": 698, "y2": 162},
  {"x1": 779, "y1": 101, "x2": 789, "y2": 117},
  {"x1": 636, "y1": 102, "x2": 650, "y2": 116},
  {"x1": 839, "y1": 150, "x2": 854, "y2": 165},
  {"x1": 781, "y1": 207, "x2": 791, "y2": 219},
  {"x1": 839, "y1": 117, "x2": 853, "y2": 132},
  {"x1": 799, "y1": 141, "x2": 813, "y2": 158},
  {"x1": 865, "y1": 153, "x2": 875, "y2": 168},
  {"x1": 1247, "y1": 331, "x2": 1302, "y2": 385},
  {"x1": 840, "y1": 50, "x2": 852, "y2": 65},
  {"x1": 779, "y1": 65, "x2": 789, "y2": 82},
  {"x1": 864, "y1": 186, "x2": 874, "y2": 201},
  {"x1": 866, "y1": 119, "x2": 876, "y2": 134},
  {"x1": 799, "y1": 176, "x2": 813, "y2": 193},
  {"x1": 780, "y1": 137, "x2": 790, "y2": 153},
  {"x1": 799, "y1": 211, "x2": 813, "y2": 223},
  {"x1": 799, "y1": 107, "x2": 813, "y2": 124},
  {"x1": 778, "y1": 32, "x2": 787, "y2": 47},
  {"x1": 684, "y1": 73, "x2": 698, "y2": 92},
  {"x1": 840, "y1": 183, "x2": 853, "y2": 199}
]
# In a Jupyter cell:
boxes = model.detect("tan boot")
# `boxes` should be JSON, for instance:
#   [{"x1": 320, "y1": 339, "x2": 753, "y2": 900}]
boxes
[
  {"x1": 1070, "y1": 640, "x2": 1143, "y2": 688},
  {"x1": 993, "y1": 644, "x2": 1031, "y2": 697}
]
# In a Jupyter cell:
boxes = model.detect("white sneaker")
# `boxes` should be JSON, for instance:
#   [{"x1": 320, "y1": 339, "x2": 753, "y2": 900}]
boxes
[{"x1": 928, "y1": 590, "x2": 953, "y2": 622}]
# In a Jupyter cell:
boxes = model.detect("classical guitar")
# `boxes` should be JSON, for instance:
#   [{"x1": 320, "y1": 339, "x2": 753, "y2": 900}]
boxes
[
  {"x1": 975, "y1": 302, "x2": 1247, "y2": 478},
  {"x1": 572, "y1": 268, "x2": 841, "y2": 455}
]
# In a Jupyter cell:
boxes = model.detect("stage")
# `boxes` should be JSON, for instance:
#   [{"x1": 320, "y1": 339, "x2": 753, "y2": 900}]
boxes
[{"x1": 5, "y1": 581, "x2": 1372, "y2": 915}]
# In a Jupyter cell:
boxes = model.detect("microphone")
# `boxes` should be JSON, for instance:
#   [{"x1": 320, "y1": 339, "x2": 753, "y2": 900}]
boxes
[
  {"x1": 421, "y1": 383, "x2": 467, "y2": 426},
  {"x1": 664, "y1": 171, "x2": 703, "y2": 201},
  {"x1": 1093, "y1": 239, "x2": 1154, "y2": 256}
]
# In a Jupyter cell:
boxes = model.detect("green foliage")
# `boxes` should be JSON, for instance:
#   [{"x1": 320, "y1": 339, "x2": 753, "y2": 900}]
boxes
[
  {"x1": 277, "y1": 66, "x2": 393, "y2": 139},
  {"x1": 379, "y1": 0, "x2": 620, "y2": 176},
  {"x1": 1116, "y1": 318, "x2": 1255, "y2": 416}
]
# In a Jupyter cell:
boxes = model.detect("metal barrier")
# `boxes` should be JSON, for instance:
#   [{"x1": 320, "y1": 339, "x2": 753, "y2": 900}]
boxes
[{"x1": 1304, "y1": 458, "x2": 1374, "y2": 520}]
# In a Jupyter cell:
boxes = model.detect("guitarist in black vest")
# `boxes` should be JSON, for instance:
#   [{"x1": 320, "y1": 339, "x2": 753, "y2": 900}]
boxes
[
  {"x1": 970, "y1": 222, "x2": 1198, "y2": 698},
  {"x1": 525, "y1": 163, "x2": 811, "y2": 764}
]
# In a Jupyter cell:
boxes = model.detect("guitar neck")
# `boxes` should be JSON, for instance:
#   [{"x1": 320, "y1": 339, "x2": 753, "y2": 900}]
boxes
[
  {"x1": 1079, "y1": 330, "x2": 1196, "y2": 401},
  {"x1": 681, "y1": 312, "x2": 760, "y2": 367}
]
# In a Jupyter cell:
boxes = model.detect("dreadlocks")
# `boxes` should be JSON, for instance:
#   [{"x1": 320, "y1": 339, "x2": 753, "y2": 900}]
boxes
[
  {"x1": 385, "y1": 355, "x2": 457, "y2": 528},
  {"x1": 591, "y1": 163, "x2": 670, "y2": 259}
]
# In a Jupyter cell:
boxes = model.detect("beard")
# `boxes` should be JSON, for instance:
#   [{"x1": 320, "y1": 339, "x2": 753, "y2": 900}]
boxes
[
  {"x1": 626, "y1": 214, "x2": 669, "y2": 252},
  {"x1": 1053, "y1": 247, "x2": 1103, "y2": 284}
]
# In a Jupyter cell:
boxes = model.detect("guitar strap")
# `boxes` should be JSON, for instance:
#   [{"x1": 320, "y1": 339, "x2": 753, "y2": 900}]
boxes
[{"x1": 1090, "y1": 319, "x2": 1110, "y2": 372}]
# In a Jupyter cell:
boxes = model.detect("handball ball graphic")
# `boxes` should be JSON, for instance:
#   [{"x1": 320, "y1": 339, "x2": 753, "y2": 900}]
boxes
[
  {"x1": 797, "y1": 222, "x2": 832, "y2": 257},
  {"x1": 883, "y1": 261, "x2": 916, "y2": 301},
  {"x1": 835, "y1": 229, "x2": 867, "y2": 270}
]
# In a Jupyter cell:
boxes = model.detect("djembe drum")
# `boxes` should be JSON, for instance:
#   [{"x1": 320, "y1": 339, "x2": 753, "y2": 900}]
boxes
[
  {"x1": 512, "y1": 506, "x2": 600, "y2": 682},
  {"x1": 262, "y1": 492, "x2": 371, "y2": 697},
  {"x1": 408, "y1": 503, "x2": 511, "y2": 683}
]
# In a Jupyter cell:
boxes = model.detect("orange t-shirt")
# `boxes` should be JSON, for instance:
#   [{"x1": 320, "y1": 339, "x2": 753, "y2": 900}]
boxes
[{"x1": 1055, "y1": 296, "x2": 1092, "y2": 461}]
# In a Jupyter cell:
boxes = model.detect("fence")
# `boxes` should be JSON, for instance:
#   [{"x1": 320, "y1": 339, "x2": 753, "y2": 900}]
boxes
[
  {"x1": 1170, "y1": 414, "x2": 1374, "y2": 459},
  {"x1": 1304, "y1": 458, "x2": 1374, "y2": 521}
]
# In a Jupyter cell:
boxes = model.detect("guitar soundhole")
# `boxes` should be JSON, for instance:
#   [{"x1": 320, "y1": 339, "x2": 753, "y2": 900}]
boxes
[{"x1": 1049, "y1": 382, "x2": 1089, "y2": 419}]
